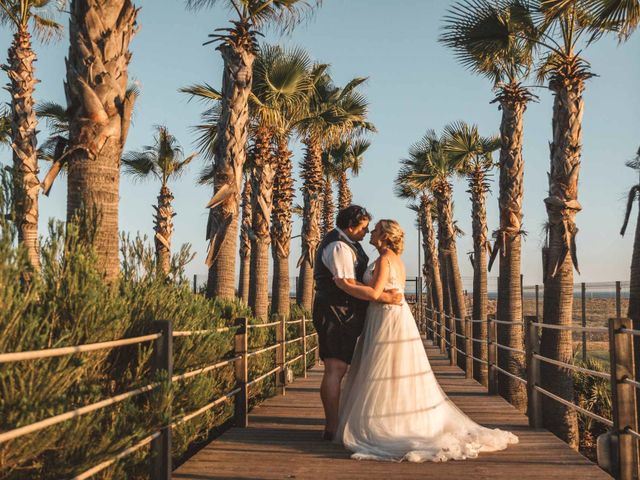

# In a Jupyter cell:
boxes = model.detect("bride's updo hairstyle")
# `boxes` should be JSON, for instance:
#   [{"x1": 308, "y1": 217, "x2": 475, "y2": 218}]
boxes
[{"x1": 377, "y1": 220, "x2": 404, "y2": 255}]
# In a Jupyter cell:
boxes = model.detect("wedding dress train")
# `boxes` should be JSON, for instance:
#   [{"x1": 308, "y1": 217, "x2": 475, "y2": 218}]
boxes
[{"x1": 335, "y1": 260, "x2": 518, "y2": 462}]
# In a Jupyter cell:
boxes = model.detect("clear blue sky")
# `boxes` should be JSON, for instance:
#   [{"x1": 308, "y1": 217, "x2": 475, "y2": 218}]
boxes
[{"x1": 1, "y1": 1, "x2": 639, "y2": 288}]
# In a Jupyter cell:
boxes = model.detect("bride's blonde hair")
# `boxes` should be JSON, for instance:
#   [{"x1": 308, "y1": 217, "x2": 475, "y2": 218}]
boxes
[{"x1": 377, "y1": 220, "x2": 404, "y2": 255}]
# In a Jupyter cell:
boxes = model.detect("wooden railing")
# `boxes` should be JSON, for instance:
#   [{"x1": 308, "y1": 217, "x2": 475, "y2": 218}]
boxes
[
  {"x1": 0, "y1": 316, "x2": 319, "y2": 479},
  {"x1": 422, "y1": 306, "x2": 639, "y2": 480}
]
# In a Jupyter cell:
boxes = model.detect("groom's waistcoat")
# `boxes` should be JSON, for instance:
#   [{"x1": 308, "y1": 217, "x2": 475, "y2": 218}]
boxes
[{"x1": 314, "y1": 229, "x2": 369, "y2": 308}]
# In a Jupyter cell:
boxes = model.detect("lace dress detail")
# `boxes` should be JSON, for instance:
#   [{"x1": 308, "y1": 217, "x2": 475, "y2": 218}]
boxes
[{"x1": 336, "y1": 256, "x2": 518, "y2": 462}]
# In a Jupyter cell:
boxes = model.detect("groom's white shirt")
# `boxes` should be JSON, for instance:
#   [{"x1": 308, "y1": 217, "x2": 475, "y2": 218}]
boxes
[{"x1": 322, "y1": 228, "x2": 357, "y2": 280}]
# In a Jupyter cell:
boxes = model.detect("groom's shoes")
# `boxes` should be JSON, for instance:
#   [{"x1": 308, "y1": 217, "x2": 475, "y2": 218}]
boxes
[{"x1": 321, "y1": 430, "x2": 335, "y2": 441}]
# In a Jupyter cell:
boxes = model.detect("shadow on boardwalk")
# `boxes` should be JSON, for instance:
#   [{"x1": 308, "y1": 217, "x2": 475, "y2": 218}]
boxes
[{"x1": 173, "y1": 341, "x2": 611, "y2": 480}]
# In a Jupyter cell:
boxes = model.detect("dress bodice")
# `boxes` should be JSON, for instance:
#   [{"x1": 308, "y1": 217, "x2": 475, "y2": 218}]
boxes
[{"x1": 363, "y1": 257, "x2": 405, "y2": 294}]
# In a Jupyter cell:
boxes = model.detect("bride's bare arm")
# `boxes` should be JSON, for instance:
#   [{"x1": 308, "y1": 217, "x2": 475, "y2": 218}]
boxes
[{"x1": 334, "y1": 253, "x2": 401, "y2": 303}]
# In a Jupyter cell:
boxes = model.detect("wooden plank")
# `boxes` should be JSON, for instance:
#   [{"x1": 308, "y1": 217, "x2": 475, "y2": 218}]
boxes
[{"x1": 173, "y1": 341, "x2": 611, "y2": 480}]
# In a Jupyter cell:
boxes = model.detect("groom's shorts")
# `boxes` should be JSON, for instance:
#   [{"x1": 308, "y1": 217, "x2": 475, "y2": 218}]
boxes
[{"x1": 312, "y1": 297, "x2": 361, "y2": 364}]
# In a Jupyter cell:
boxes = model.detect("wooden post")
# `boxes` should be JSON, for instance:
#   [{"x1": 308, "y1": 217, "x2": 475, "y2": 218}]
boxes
[
  {"x1": 608, "y1": 317, "x2": 639, "y2": 480},
  {"x1": 465, "y1": 316, "x2": 473, "y2": 379},
  {"x1": 525, "y1": 316, "x2": 543, "y2": 428},
  {"x1": 535, "y1": 284, "x2": 540, "y2": 321},
  {"x1": 581, "y1": 282, "x2": 587, "y2": 361},
  {"x1": 234, "y1": 317, "x2": 248, "y2": 428},
  {"x1": 488, "y1": 316, "x2": 498, "y2": 395},
  {"x1": 151, "y1": 320, "x2": 173, "y2": 480},
  {"x1": 617, "y1": 281, "x2": 622, "y2": 319},
  {"x1": 193, "y1": 274, "x2": 197, "y2": 294},
  {"x1": 450, "y1": 313, "x2": 457, "y2": 367},
  {"x1": 276, "y1": 314, "x2": 286, "y2": 395},
  {"x1": 302, "y1": 315, "x2": 308, "y2": 378}
]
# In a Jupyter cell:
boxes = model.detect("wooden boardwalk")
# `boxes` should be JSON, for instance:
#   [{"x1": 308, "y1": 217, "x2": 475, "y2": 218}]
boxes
[{"x1": 173, "y1": 340, "x2": 611, "y2": 480}]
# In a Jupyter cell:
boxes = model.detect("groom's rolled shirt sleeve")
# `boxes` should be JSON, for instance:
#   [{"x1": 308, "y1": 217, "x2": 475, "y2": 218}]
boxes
[{"x1": 322, "y1": 242, "x2": 356, "y2": 279}]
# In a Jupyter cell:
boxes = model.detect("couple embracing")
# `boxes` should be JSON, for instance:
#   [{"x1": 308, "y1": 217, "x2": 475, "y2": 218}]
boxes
[{"x1": 312, "y1": 205, "x2": 518, "y2": 462}]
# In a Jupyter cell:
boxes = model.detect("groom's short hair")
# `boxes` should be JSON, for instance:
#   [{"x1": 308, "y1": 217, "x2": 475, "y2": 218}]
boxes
[{"x1": 336, "y1": 205, "x2": 372, "y2": 229}]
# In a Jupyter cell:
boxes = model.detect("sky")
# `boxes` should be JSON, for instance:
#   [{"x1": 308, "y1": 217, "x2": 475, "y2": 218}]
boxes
[{"x1": 1, "y1": 1, "x2": 639, "y2": 290}]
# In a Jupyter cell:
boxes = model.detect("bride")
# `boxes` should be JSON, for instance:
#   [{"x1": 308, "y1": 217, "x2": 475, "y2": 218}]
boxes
[{"x1": 333, "y1": 219, "x2": 518, "y2": 462}]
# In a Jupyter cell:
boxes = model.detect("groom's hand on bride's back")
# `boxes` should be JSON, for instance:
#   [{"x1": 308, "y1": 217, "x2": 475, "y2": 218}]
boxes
[{"x1": 379, "y1": 289, "x2": 403, "y2": 305}]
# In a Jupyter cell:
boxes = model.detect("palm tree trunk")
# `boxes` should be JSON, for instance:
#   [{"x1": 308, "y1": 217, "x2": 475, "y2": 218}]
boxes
[
  {"x1": 154, "y1": 184, "x2": 174, "y2": 275},
  {"x1": 435, "y1": 195, "x2": 453, "y2": 347},
  {"x1": 321, "y1": 175, "x2": 334, "y2": 237},
  {"x1": 8, "y1": 26, "x2": 40, "y2": 270},
  {"x1": 66, "y1": 0, "x2": 138, "y2": 281},
  {"x1": 495, "y1": 84, "x2": 529, "y2": 409},
  {"x1": 249, "y1": 126, "x2": 274, "y2": 320},
  {"x1": 435, "y1": 182, "x2": 467, "y2": 369},
  {"x1": 338, "y1": 171, "x2": 352, "y2": 210},
  {"x1": 298, "y1": 135, "x2": 323, "y2": 311},
  {"x1": 469, "y1": 167, "x2": 489, "y2": 386},
  {"x1": 238, "y1": 178, "x2": 252, "y2": 304},
  {"x1": 271, "y1": 136, "x2": 294, "y2": 317},
  {"x1": 204, "y1": 24, "x2": 256, "y2": 299},
  {"x1": 421, "y1": 195, "x2": 444, "y2": 348},
  {"x1": 628, "y1": 197, "x2": 640, "y2": 415},
  {"x1": 540, "y1": 71, "x2": 584, "y2": 449}
]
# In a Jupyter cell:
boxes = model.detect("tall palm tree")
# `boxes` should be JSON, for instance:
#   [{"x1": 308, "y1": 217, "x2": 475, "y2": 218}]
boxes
[
  {"x1": 320, "y1": 150, "x2": 337, "y2": 237},
  {"x1": 444, "y1": 121, "x2": 500, "y2": 388},
  {"x1": 65, "y1": 0, "x2": 138, "y2": 281},
  {"x1": 238, "y1": 174, "x2": 252, "y2": 303},
  {"x1": 185, "y1": 0, "x2": 318, "y2": 300},
  {"x1": 395, "y1": 158, "x2": 444, "y2": 351},
  {"x1": 441, "y1": 0, "x2": 536, "y2": 403},
  {"x1": 247, "y1": 45, "x2": 312, "y2": 320},
  {"x1": 329, "y1": 136, "x2": 370, "y2": 210},
  {"x1": 1, "y1": 0, "x2": 62, "y2": 269},
  {"x1": 295, "y1": 73, "x2": 374, "y2": 311},
  {"x1": 405, "y1": 130, "x2": 467, "y2": 356},
  {"x1": 122, "y1": 126, "x2": 195, "y2": 275}
]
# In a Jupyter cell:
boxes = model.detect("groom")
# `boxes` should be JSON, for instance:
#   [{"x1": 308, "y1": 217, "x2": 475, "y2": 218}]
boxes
[{"x1": 312, "y1": 205, "x2": 402, "y2": 440}]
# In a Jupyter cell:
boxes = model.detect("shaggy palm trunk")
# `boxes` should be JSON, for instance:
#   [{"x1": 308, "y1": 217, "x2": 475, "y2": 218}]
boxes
[
  {"x1": 249, "y1": 126, "x2": 274, "y2": 320},
  {"x1": 271, "y1": 136, "x2": 294, "y2": 317},
  {"x1": 421, "y1": 195, "x2": 443, "y2": 347},
  {"x1": 321, "y1": 175, "x2": 334, "y2": 238},
  {"x1": 540, "y1": 67, "x2": 585, "y2": 449},
  {"x1": 65, "y1": 1, "x2": 137, "y2": 280},
  {"x1": 495, "y1": 85, "x2": 529, "y2": 408},
  {"x1": 204, "y1": 24, "x2": 256, "y2": 299},
  {"x1": 338, "y1": 171, "x2": 352, "y2": 210},
  {"x1": 154, "y1": 185, "x2": 174, "y2": 275},
  {"x1": 435, "y1": 196, "x2": 453, "y2": 346},
  {"x1": 468, "y1": 167, "x2": 489, "y2": 386},
  {"x1": 628, "y1": 194, "x2": 640, "y2": 415},
  {"x1": 434, "y1": 182, "x2": 467, "y2": 369},
  {"x1": 238, "y1": 178, "x2": 252, "y2": 304},
  {"x1": 7, "y1": 27, "x2": 40, "y2": 270},
  {"x1": 298, "y1": 135, "x2": 323, "y2": 311}
]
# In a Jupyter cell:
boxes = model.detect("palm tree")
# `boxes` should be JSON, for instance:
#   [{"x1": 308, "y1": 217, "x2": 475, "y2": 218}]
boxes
[
  {"x1": 395, "y1": 157, "x2": 444, "y2": 352},
  {"x1": 329, "y1": 136, "x2": 370, "y2": 210},
  {"x1": 404, "y1": 130, "x2": 467, "y2": 356},
  {"x1": 1, "y1": 0, "x2": 63, "y2": 269},
  {"x1": 247, "y1": 45, "x2": 312, "y2": 320},
  {"x1": 320, "y1": 150, "x2": 337, "y2": 237},
  {"x1": 185, "y1": 0, "x2": 318, "y2": 300},
  {"x1": 444, "y1": 121, "x2": 500, "y2": 388},
  {"x1": 295, "y1": 73, "x2": 374, "y2": 311},
  {"x1": 238, "y1": 174, "x2": 252, "y2": 304},
  {"x1": 65, "y1": 0, "x2": 138, "y2": 281},
  {"x1": 441, "y1": 0, "x2": 536, "y2": 404},
  {"x1": 122, "y1": 126, "x2": 195, "y2": 275},
  {"x1": 621, "y1": 146, "x2": 640, "y2": 411}
]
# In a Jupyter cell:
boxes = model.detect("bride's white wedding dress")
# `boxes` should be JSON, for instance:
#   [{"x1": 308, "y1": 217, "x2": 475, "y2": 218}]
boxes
[{"x1": 335, "y1": 258, "x2": 518, "y2": 462}]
